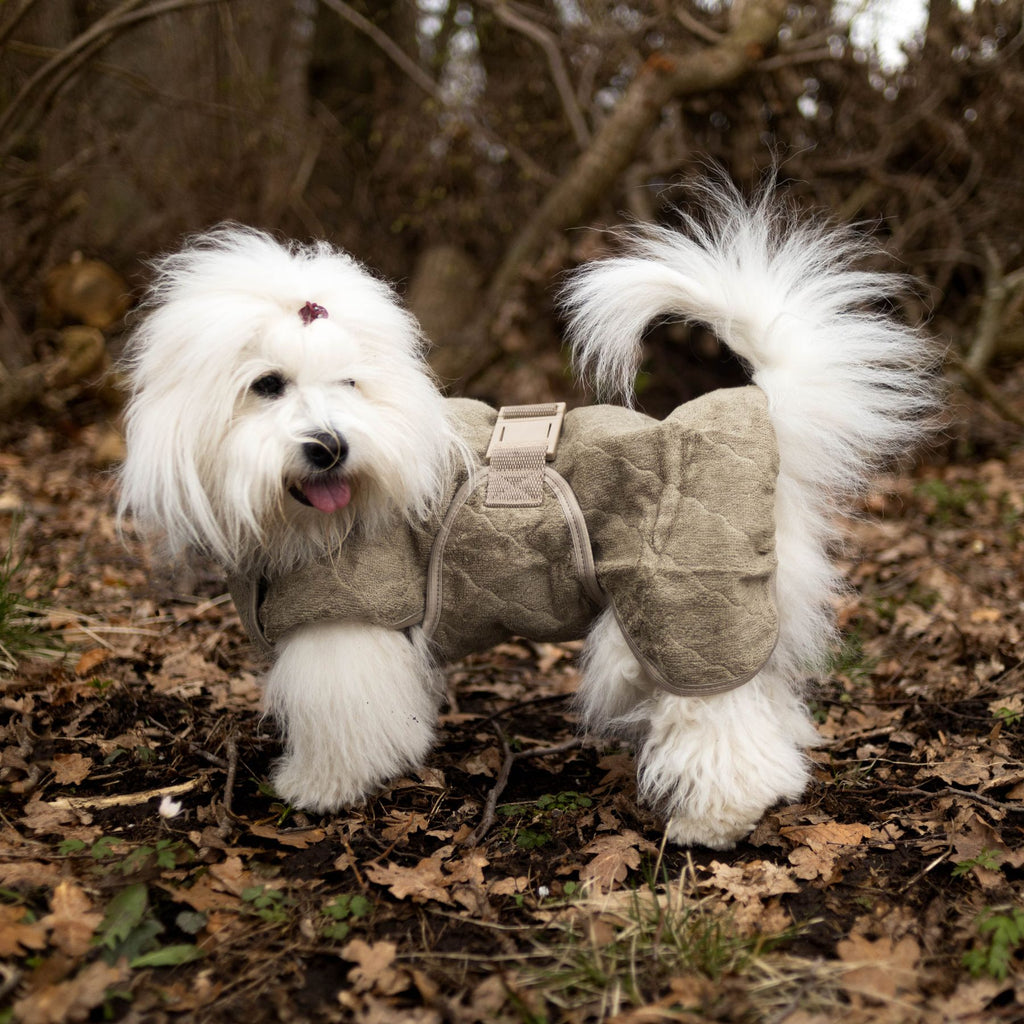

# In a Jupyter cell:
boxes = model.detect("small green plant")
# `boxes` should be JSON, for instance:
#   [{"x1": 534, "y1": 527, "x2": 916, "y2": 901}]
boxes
[
  {"x1": 913, "y1": 478, "x2": 987, "y2": 524},
  {"x1": 951, "y1": 849, "x2": 1004, "y2": 878},
  {"x1": 321, "y1": 893, "x2": 373, "y2": 940},
  {"x1": 0, "y1": 526, "x2": 64, "y2": 672},
  {"x1": 536, "y1": 792, "x2": 593, "y2": 813},
  {"x1": 993, "y1": 706, "x2": 1021, "y2": 729},
  {"x1": 240, "y1": 885, "x2": 292, "y2": 924},
  {"x1": 82, "y1": 835, "x2": 192, "y2": 875},
  {"x1": 94, "y1": 882, "x2": 203, "y2": 968},
  {"x1": 514, "y1": 828, "x2": 551, "y2": 850},
  {"x1": 963, "y1": 907, "x2": 1024, "y2": 980}
]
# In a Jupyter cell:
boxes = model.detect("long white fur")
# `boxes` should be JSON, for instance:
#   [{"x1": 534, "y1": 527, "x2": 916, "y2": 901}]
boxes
[
  {"x1": 120, "y1": 187, "x2": 934, "y2": 849},
  {"x1": 118, "y1": 225, "x2": 458, "y2": 574},
  {"x1": 561, "y1": 181, "x2": 935, "y2": 846}
]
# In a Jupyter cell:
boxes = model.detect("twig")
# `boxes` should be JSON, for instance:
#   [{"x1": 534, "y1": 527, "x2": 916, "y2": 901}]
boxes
[
  {"x1": 48, "y1": 778, "x2": 201, "y2": 811},
  {"x1": 190, "y1": 744, "x2": 229, "y2": 770},
  {"x1": 964, "y1": 239, "x2": 1024, "y2": 376},
  {"x1": 222, "y1": 735, "x2": 238, "y2": 817},
  {"x1": 948, "y1": 349, "x2": 1024, "y2": 430},
  {"x1": 317, "y1": 0, "x2": 441, "y2": 100},
  {"x1": 889, "y1": 784, "x2": 1019, "y2": 812},
  {"x1": 0, "y1": 0, "x2": 228, "y2": 157},
  {"x1": 480, "y1": 0, "x2": 590, "y2": 148},
  {"x1": 463, "y1": 723, "x2": 513, "y2": 848},
  {"x1": 462, "y1": 727, "x2": 583, "y2": 847},
  {"x1": 0, "y1": 0, "x2": 40, "y2": 50}
]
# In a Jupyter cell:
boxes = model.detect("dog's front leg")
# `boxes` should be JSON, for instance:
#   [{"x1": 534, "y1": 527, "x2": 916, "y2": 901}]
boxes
[{"x1": 264, "y1": 621, "x2": 440, "y2": 813}]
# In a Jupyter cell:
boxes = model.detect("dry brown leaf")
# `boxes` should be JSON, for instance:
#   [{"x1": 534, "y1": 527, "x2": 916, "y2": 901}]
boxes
[
  {"x1": 0, "y1": 858, "x2": 62, "y2": 890},
  {"x1": 788, "y1": 844, "x2": 842, "y2": 882},
  {"x1": 836, "y1": 932, "x2": 921, "y2": 1005},
  {"x1": 342, "y1": 938, "x2": 407, "y2": 995},
  {"x1": 781, "y1": 821, "x2": 876, "y2": 851},
  {"x1": 20, "y1": 797, "x2": 78, "y2": 833},
  {"x1": 705, "y1": 860, "x2": 801, "y2": 903},
  {"x1": 73, "y1": 648, "x2": 110, "y2": 676},
  {"x1": 40, "y1": 881, "x2": 103, "y2": 956},
  {"x1": 0, "y1": 903, "x2": 48, "y2": 956},
  {"x1": 248, "y1": 824, "x2": 326, "y2": 849},
  {"x1": 579, "y1": 830, "x2": 654, "y2": 892},
  {"x1": 380, "y1": 812, "x2": 430, "y2": 842},
  {"x1": 50, "y1": 753, "x2": 93, "y2": 786},
  {"x1": 488, "y1": 875, "x2": 529, "y2": 897},
  {"x1": 365, "y1": 855, "x2": 452, "y2": 904},
  {"x1": 208, "y1": 855, "x2": 250, "y2": 896},
  {"x1": 446, "y1": 850, "x2": 488, "y2": 887},
  {"x1": 14, "y1": 959, "x2": 129, "y2": 1024}
]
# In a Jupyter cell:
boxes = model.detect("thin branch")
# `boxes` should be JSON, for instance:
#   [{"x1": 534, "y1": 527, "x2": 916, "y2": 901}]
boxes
[
  {"x1": 317, "y1": 0, "x2": 441, "y2": 101},
  {"x1": 0, "y1": 0, "x2": 41, "y2": 51},
  {"x1": 964, "y1": 239, "x2": 1024, "y2": 376},
  {"x1": 0, "y1": 0, "x2": 228, "y2": 157},
  {"x1": 481, "y1": 0, "x2": 590, "y2": 148},
  {"x1": 462, "y1": 727, "x2": 583, "y2": 847},
  {"x1": 459, "y1": 0, "x2": 789, "y2": 388}
]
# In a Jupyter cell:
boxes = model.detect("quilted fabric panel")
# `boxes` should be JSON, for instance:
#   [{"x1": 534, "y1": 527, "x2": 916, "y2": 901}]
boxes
[
  {"x1": 229, "y1": 390, "x2": 779, "y2": 696},
  {"x1": 555, "y1": 390, "x2": 779, "y2": 694}
]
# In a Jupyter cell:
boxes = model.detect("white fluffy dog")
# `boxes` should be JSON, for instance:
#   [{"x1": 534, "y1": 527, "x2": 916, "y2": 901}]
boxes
[{"x1": 119, "y1": 184, "x2": 933, "y2": 848}]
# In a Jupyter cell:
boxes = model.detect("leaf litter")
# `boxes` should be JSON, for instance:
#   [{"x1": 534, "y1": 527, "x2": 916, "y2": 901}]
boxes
[{"x1": 1, "y1": 378, "x2": 1023, "y2": 1022}]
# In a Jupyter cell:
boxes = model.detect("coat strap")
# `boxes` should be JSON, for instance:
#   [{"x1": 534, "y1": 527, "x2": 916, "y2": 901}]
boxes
[{"x1": 484, "y1": 402, "x2": 566, "y2": 508}]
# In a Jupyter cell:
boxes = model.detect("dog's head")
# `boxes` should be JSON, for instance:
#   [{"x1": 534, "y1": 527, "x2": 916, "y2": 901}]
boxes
[{"x1": 119, "y1": 226, "x2": 454, "y2": 571}]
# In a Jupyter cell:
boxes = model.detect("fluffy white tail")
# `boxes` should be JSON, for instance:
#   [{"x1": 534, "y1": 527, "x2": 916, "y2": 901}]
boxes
[{"x1": 562, "y1": 182, "x2": 937, "y2": 679}]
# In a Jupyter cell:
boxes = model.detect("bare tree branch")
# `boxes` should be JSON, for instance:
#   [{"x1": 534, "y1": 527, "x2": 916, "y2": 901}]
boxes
[
  {"x1": 0, "y1": 0, "x2": 41, "y2": 51},
  {"x1": 480, "y1": 0, "x2": 591, "y2": 148},
  {"x1": 317, "y1": 0, "x2": 442, "y2": 101},
  {"x1": 457, "y1": 0, "x2": 789, "y2": 385},
  {"x1": 0, "y1": 0, "x2": 228, "y2": 157}
]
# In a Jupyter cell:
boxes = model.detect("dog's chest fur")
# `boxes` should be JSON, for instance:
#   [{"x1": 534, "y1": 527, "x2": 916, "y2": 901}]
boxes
[{"x1": 229, "y1": 387, "x2": 780, "y2": 696}]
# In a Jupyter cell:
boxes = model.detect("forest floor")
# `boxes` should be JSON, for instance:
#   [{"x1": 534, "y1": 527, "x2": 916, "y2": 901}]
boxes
[{"x1": 1, "y1": 373, "x2": 1023, "y2": 1024}]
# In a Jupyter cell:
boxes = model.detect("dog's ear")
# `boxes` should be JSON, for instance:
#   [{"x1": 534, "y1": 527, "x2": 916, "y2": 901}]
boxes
[{"x1": 118, "y1": 369, "x2": 239, "y2": 565}]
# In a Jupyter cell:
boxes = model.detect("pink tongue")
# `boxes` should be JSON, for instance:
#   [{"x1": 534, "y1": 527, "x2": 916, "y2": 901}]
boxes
[{"x1": 301, "y1": 477, "x2": 352, "y2": 514}]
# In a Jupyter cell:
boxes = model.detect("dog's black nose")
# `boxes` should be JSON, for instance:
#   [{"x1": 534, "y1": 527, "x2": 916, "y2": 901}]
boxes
[{"x1": 302, "y1": 431, "x2": 348, "y2": 471}]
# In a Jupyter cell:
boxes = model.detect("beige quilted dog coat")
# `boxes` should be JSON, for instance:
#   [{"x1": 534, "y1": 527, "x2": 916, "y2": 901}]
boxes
[{"x1": 229, "y1": 386, "x2": 780, "y2": 696}]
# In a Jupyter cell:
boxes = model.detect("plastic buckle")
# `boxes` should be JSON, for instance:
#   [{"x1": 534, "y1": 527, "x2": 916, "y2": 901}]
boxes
[{"x1": 485, "y1": 402, "x2": 566, "y2": 463}]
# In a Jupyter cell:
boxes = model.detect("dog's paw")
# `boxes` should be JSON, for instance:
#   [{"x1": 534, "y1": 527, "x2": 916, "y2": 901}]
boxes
[
  {"x1": 664, "y1": 809, "x2": 761, "y2": 850},
  {"x1": 270, "y1": 757, "x2": 373, "y2": 814}
]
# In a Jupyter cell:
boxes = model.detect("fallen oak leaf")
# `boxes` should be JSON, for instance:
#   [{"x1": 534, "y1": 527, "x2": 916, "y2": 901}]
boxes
[
  {"x1": 0, "y1": 902, "x2": 48, "y2": 956},
  {"x1": 40, "y1": 880, "x2": 103, "y2": 956},
  {"x1": 248, "y1": 823, "x2": 326, "y2": 849},
  {"x1": 341, "y1": 938, "x2": 408, "y2": 995},
  {"x1": 836, "y1": 932, "x2": 921, "y2": 1004},
  {"x1": 73, "y1": 647, "x2": 110, "y2": 676},
  {"x1": 14, "y1": 959, "x2": 129, "y2": 1024},
  {"x1": 579, "y1": 830, "x2": 655, "y2": 893},
  {"x1": 365, "y1": 854, "x2": 452, "y2": 904},
  {"x1": 50, "y1": 753, "x2": 93, "y2": 786},
  {"x1": 705, "y1": 860, "x2": 801, "y2": 903},
  {"x1": 780, "y1": 821, "x2": 877, "y2": 850}
]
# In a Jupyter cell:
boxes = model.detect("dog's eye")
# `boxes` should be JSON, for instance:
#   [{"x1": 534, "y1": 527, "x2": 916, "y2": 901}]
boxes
[
  {"x1": 339, "y1": 379, "x2": 357, "y2": 388},
  {"x1": 250, "y1": 373, "x2": 287, "y2": 399}
]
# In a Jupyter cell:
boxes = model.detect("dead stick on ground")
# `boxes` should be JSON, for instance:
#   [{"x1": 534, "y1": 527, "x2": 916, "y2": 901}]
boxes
[
  {"x1": 463, "y1": 729, "x2": 583, "y2": 847},
  {"x1": 222, "y1": 735, "x2": 238, "y2": 818}
]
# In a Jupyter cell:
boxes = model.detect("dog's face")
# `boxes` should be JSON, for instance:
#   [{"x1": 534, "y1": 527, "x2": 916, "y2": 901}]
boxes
[{"x1": 119, "y1": 228, "x2": 454, "y2": 571}]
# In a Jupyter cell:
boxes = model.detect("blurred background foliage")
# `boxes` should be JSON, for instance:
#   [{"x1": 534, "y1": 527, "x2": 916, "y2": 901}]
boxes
[{"x1": 1, "y1": 0, "x2": 1022, "y2": 420}]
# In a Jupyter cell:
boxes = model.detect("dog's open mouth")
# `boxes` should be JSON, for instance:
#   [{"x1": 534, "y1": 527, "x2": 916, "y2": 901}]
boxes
[{"x1": 290, "y1": 476, "x2": 352, "y2": 514}]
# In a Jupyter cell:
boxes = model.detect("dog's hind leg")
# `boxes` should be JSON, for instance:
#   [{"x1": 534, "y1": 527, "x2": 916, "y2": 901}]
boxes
[
  {"x1": 581, "y1": 608, "x2": 819, "y2": 848},
  {"x1": 576, "y1": 606, "x2": 659, "y2": 742},
  {"x1": 264, "y1": 621, "x2": 440, "y2": 813},
  {"x1": 635, "y1": 671, "x2": 820, "y2": 849}
]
